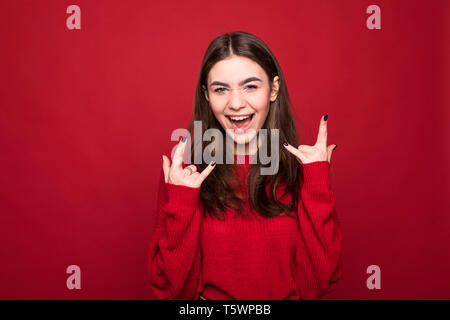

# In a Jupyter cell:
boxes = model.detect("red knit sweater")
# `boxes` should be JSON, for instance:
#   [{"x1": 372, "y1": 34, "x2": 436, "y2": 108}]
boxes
[{"x1": 147, "y1": 158, "x2": 343, "y2": 300}]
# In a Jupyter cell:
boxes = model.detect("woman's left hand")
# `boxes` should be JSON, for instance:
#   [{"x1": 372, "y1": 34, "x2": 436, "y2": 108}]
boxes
[{"x1": 283, "y1": 114, "x2": 337, "y2": 164}]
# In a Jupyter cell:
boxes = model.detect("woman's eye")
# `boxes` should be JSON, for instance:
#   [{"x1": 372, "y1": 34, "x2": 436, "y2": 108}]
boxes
[{"x1": 213, "y1": 85, "x2": 257, "y2": 93}]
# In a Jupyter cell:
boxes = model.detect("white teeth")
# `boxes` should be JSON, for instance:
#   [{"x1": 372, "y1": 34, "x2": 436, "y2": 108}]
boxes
[{"x1": 229, "y1": 115, "x2": 251, "y2": 121}]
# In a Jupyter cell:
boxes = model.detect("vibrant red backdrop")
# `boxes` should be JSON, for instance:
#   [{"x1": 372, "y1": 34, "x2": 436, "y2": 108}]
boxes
[{"x1": 1, "y1": 0, "x2": 449, "y2": 299}]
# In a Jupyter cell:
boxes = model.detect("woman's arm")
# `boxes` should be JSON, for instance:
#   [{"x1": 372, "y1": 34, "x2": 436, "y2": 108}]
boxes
[
  {"x1": 148, "y1": 138, "x2": 215, "y2": 299},
  {"x1": 292, "y1": 161, "x2": 343, "y2": 299},
  {"x1": 147, "y1": 171, "x2": 203, "y2": 300}
]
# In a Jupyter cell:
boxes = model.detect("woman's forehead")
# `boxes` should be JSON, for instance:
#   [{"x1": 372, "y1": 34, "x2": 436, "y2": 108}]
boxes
[{"x1": 207, "y1": 56, "x2": 267, "y2": 85}]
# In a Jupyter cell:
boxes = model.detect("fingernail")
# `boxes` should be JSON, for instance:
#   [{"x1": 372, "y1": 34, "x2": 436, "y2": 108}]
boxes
[
  {"x1": 324, "y1": 114, "x2": 328, "y2": 121},
  {"x1": 283, "y1": 141, "x2": 288, "y2": 146},
  {"x1": 333, "y1": 145, "x2": 338, "y2": 150},
  {"x1": 211, "y1": 161, "x2": 216, "y2": 166},
  {"x1": 181, "y1": 136, "x2": 187, "y2": 142}
]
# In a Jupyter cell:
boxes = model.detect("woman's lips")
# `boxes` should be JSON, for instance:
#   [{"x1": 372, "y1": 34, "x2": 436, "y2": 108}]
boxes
[{"x1": 226, "y1": 114, "x2": 255, "y2": 134}]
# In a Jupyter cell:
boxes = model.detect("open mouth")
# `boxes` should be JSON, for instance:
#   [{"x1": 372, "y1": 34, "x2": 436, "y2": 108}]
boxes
[{"x1": 226, "y1": 114, "x2": 255, "y2": 132}]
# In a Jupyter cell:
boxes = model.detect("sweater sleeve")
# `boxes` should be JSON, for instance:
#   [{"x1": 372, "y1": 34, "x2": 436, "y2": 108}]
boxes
[
  {"x1": 147, "y1": 170, "x2": 203, "y2": 300},
  {"x1": 292, "y1": 161, "x2": 343, "y2": 300}
]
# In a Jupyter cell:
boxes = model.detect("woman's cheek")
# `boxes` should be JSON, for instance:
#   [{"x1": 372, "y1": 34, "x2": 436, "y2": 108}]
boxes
[
  {"x1": 254, "y1": 104, "x2": 271, "y2": 130},
  {"x1": 210, "y1": 105, "x2": 227, "y2": 128}
]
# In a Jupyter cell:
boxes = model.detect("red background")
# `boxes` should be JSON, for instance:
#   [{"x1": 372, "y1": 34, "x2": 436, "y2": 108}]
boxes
[{"x1": 1, "y1": 0, "x2": 449, "y2": 299}]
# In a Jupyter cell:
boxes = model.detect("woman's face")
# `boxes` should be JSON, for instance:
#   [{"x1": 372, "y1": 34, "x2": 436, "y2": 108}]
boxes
[{"x1": 204, "y1": 55, "x2": 279, "y2": 150}]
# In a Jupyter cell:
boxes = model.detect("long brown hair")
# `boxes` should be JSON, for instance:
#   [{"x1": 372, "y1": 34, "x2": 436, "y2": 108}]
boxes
[{"x1": 188, "y1": 31, "x2": 302, "y2": 220}]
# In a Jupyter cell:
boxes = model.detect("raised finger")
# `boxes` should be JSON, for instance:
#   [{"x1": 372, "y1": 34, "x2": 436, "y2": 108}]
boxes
[
  {"x1": 283, "y1": 142, "x2": 302, "y2": 159},
  {"x1": 172, "y1": 136, "x2": 187, "y2": 168},
  {"x1": 315, "y1": 114, "x2": 328, "y2": 148},
  {"x1": 162, "y1": 155, "x2": 171, "y2": 183},
  {"x1": 196, "y1": 161, "x2": 216, "y2": 184},
  {"x1": 327, "y1": 144, "x2": 337, "y2": 163}
]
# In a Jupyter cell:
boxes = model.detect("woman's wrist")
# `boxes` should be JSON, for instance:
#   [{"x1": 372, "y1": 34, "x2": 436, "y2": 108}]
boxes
[
  {"x1": 165, "y1": 182, "x2": 201, "y2": 208},
  {"x1": 301, "y1": 161, "x2": 331, "y2": 186}
]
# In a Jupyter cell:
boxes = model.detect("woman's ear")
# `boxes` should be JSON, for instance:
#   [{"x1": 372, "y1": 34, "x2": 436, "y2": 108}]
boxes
[
  {"x1": 270, "y1": 76, "x2": 280, "y2": 102},
  {"x1": 202, "y1": 85, "x2": 210, "y2": 102}
]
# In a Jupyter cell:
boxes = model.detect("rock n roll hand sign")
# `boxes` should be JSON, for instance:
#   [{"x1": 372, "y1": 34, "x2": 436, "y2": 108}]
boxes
[{"x1": 283, "y1": 114, "x2": 337, "y2": 164}]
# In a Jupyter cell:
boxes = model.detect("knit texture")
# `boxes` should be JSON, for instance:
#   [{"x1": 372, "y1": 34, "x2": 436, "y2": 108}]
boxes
[{"x1": 148, "y1": 160, "x2": 343, "y2": 300}]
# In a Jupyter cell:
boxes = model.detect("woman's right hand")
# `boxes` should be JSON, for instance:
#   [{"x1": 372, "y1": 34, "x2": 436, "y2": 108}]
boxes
[{"x1": 162, "y1": 136, "x2": 216, "y2": 188}]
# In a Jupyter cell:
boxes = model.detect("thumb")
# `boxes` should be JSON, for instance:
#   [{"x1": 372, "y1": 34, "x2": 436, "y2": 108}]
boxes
[
  {"x1": 162, "y1": 155, "x2": 171, "y2": 183},
  {"x1": 327, "y1": 145, "x2": 337, "y2": 163}
]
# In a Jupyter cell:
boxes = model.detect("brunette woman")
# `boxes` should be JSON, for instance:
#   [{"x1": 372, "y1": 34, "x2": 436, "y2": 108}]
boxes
[{"x1": 148, "y1": 31, "x2": 342, "y2": 300}]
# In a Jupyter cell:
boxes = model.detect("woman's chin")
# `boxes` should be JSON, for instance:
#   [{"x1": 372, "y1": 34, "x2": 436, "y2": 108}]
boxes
[{"x1": 229, "y1": 132, "x2": 258, "y2": 150}]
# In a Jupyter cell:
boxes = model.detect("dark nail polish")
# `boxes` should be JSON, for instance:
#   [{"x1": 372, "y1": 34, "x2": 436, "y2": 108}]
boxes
[
  {"x1": 324, "y1": 114, "x2": 328, "y2": 121},
  {"x1": 333, "y1": 145, "x2": 338, "y2": 150},
  {"x1": 283, "y1": 141, "x2": 288, "y2": 146},
  {"x1": 181, "y1": 136, "x2": 187, "y2": 142},
  {"x1": 211, "y1": 161, "x2": 216, "y2": 166}
]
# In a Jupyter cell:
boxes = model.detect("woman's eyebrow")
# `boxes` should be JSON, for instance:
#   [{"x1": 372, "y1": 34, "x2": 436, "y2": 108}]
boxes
[{"x1": 210, "y1": 76, "x2": 263, "y2": 87}]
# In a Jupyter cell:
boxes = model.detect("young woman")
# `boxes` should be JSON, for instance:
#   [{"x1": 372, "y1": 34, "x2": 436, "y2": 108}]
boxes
[{"x1": 148, "y1": 31, "x2": 342, "y2": 300}]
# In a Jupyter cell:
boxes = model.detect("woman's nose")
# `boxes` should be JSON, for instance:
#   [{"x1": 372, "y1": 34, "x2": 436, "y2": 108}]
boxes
[{"x1": 228, "y1": 89, "x2": 246, "y2": 110}]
